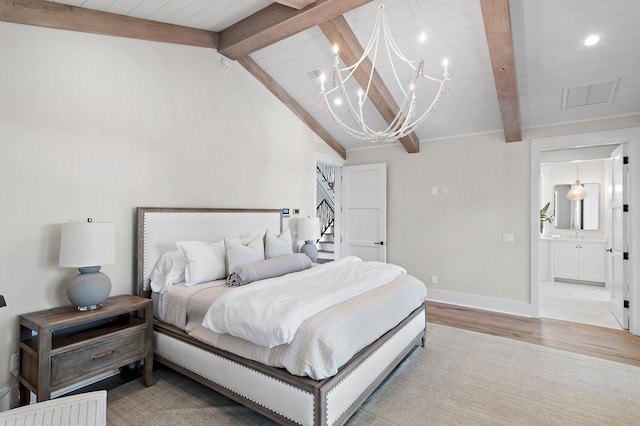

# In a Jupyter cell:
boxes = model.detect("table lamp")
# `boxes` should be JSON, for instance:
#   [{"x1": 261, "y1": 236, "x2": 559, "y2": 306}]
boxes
[
  {"x1": 297, "y1": 217, "x2": 320, "y2": 261},
  {"x1": 59, "y1": 218, "x2": 116, "y2": 311}
]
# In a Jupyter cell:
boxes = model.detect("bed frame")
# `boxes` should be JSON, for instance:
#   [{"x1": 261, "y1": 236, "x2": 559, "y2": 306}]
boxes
[{"x1": 136, "y1": 207, "x2": 426, "y2": 426}]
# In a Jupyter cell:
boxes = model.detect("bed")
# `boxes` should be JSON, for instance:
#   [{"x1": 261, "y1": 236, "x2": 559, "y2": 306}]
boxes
[{"x1": 136, "y1": 207, "x2": 427, "y2": 426}]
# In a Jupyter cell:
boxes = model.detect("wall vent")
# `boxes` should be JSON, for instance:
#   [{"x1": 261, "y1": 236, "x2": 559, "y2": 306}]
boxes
[
  {"x1": 562, "y1": 78, "x2": 618, "y2": 110},
  {"x1": 303, "y1": 68, "x2": 323, "y2": 81}
]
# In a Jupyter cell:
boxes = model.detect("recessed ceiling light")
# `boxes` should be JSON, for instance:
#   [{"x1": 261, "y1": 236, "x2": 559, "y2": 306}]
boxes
[
  {"x1": 584, "y1": 35, "x2": 600, "y2": 46},
  {"x1": 333, "y1": 98, "x2": 343, "y2": 106}
]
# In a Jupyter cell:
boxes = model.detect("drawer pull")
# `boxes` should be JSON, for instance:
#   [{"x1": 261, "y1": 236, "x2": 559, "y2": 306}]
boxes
[{"x1": 90, "y1": 350, "x2": 114, "y2": 360}]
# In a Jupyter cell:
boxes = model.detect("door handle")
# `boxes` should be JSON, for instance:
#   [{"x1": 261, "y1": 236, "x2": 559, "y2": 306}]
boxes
[
  {"x1": 374, "y1": 241, "x2": 385, "y2": 246},
  {"x1": 606, "y1": 248, "x2": 613, "y2": 253}
]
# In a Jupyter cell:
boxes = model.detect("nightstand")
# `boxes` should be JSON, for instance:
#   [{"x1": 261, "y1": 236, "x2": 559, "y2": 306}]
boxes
[{"x1": 18, "y1": 295, "x2": 153, "y2": 405}]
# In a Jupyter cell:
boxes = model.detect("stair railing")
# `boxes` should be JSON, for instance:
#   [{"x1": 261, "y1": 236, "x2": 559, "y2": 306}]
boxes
[
  {"x1": 316, "y1": 164, "x2": 335, "y2": 190},
  {"x1": 316, "y1": 199, "x2": 334, "y2": 241}
]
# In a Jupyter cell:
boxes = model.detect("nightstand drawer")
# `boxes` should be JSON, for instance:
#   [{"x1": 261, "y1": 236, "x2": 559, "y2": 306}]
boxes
[{"x1": 51, "y1": 328, "x2": 146, "y2": 387}]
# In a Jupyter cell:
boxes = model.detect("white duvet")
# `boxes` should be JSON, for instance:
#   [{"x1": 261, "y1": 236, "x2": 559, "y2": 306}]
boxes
[{"x1": 202, "y1": 256, "x2": 406, "y2": 348}]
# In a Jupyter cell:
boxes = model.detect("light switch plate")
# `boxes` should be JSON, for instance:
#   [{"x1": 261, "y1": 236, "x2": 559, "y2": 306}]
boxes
[{"x1": 502, "y1": 234, "x2": 514, "y2": 243}]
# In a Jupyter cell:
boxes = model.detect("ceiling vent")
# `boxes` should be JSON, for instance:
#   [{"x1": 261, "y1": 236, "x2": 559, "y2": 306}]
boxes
[
  {"x1": 303, "y1": 68, "x2": 323, "y2": 81},
  {"x1": 562, "y1": 78, "x2": 618, "y2": 110}
]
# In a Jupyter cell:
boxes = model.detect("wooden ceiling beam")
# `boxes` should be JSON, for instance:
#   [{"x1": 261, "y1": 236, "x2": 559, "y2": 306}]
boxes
[
  {"x1": 218, "y1": 0, "x2": 372, "y2": 60},
  {"x1": 319, "y1": 16, "x2": 420, "y2": 153},
  {"x1": 271, "y1": 0, "x2": 316, "y2": 9},
  {"x1": 480, "y1": 0, "x2": 522, "y2": 142},
  {"x1": 0, "y1": 0, "x2": 218, "y2": 49},
  {"x1": 237, "y1": 56, "x2": 347, "y2": 160}
]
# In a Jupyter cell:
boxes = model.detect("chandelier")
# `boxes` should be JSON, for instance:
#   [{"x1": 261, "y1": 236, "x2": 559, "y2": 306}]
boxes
[{"x1": 319, "y1": 0, "x2": 451, "y2": 143}]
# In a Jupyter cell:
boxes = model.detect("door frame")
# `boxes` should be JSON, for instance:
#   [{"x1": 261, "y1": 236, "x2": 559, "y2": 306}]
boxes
[{"x1": 530, "y1": 127, "x2": 640, "y2": 336}]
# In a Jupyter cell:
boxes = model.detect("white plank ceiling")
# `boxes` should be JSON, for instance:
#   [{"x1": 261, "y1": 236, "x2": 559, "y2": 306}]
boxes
[{"x1": 48, "y1": 0, "x2": 640, "y2": 152}]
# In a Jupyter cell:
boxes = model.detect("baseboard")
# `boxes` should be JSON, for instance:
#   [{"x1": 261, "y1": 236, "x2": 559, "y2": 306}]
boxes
[
  {"x1": 554, "y1": 278, "x2": 605, "y2": 286},
  {"x1": 49, "y1": 369, "x2": 121, "y2": 401},
  {"x1": 426, "y1": 289, "x2": 534, "y2": 318}
]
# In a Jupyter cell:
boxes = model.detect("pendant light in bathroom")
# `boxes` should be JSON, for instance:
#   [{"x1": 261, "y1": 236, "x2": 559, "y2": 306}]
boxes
[{"x1": 566, "y1": 162, "x2": 588, "y2": 201}]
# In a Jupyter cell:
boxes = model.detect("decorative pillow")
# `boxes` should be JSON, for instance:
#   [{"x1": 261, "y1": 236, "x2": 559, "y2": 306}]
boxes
[
  {"x1": 149, "y1": 251, "x2": 186, "y2": 294},
  {"x1": 175, "y1": 240, "x2": 226, "y2": 286},
  {"x1": 225, "y1": 233, "x2": 265, "y2": 274},
  {"x1": 264, "y1": 228, "x2": 293, "y2": 259},
  {"x1": 227, "y1": 253, "x2": 312, "y2": 286}
]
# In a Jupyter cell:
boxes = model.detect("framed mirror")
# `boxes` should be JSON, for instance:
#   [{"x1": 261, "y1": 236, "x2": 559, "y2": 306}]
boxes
[{"x1": 553, "y1": 183, "x2": 600, "y2": 230}]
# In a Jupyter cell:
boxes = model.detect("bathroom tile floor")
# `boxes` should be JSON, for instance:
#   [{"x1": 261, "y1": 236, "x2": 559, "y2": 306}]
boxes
[{"x1": 540, "y1": 280, "x2": 623, "y2": 330}]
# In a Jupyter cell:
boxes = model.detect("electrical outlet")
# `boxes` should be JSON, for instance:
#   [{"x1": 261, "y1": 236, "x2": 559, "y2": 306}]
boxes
[
  {"x1": 430, "y1": 275, "x2": 438, "y2": 284},
  {"x1": 10, "y1": 353, "x2": 19, "y2": 376}
]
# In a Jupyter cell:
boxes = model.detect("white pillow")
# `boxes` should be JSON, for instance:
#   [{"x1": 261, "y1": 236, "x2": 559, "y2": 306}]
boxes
[
  {"x1": 175, "y1": 240, "x2": 226, "y2": 286},
  {"x1": 149, "y1": 251, "x2": 186, "y2": 294},
  {"x1": 265, "y1": 228, "x2": 293, "y2": 259},
  {"x1": 225, "y1": 233, "x2": 265, "y2": 274}
]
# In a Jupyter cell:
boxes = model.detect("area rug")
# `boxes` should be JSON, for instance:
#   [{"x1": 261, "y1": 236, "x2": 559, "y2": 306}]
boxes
[{"x1": 107, "y1": 323, "x2": 640, "y2": 425}]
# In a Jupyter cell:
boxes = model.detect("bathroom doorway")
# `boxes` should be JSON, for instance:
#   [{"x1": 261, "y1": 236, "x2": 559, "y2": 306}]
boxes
[
  {"x1": 531, "y1": 127, "x2": 640, "y2": 335},
  {"x1": 538, "y1": 151, "x2": 621, "y2": 329}
]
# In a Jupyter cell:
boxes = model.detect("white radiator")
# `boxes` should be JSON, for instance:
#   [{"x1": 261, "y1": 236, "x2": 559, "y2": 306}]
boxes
[{"x1": 0, "y1": 391, "x2": 106, "y2": 426}]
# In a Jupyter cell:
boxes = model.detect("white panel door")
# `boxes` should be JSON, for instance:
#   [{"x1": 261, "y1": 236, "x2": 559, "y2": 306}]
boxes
[
  {"x1": 341, "y1": 163, "x2": 386, "y2": 262},
  {"x1": 609, "y1": 144, "x2": 629, "y2": 329}
]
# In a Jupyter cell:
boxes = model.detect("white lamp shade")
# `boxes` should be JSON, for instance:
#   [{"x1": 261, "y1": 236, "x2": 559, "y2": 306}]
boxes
[
  {"x1": 59, "y1": 222, "x2": 116, "y2": 268},
  {"x1": 566, "y1": 180, "x2": 588, "y2": 200},
  {"x1": 297, "y1": 217, "x2": 320, "y2": 241}
]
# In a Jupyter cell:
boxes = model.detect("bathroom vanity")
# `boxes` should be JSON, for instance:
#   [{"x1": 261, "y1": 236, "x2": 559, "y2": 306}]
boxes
[{"x1": 552, "y1": 239, "x2": 607, "y2": 285}]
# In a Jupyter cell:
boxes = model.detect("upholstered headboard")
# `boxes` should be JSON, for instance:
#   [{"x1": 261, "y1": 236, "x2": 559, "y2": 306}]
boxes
[{"x1": 135, "y1": 207, "x2": 282, "y2": 297}]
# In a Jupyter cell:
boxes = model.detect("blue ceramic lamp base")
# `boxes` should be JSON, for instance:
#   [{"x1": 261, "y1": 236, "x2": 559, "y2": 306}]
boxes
[
  {"x1": 67, "y1": 266, "x2": 112, "y2": 311},
  {"x1": 300, "y1": 240, "x2": 318, "y2": 262}
]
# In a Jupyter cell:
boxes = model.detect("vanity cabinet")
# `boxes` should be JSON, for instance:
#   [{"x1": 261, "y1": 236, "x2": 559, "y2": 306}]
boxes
[{"x1": 553, "y1": 240, "x2": 606, "y2": 284}]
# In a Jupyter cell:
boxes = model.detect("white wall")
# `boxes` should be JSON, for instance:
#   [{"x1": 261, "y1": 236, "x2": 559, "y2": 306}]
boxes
[
  {"x1": 346, "y1": 131, "x2": 532, "y2": 311},
  {"x1": 345, "y1": 115, "x2": 640, "y2": 316},
  {"x1": 0, "y1": 21, "x2": 339, "y2": 407}
]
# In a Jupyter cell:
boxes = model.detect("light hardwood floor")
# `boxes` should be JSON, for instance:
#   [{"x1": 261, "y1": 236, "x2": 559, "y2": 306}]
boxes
[{"x1": 426, "y1": 301, "x2": 640, "y2": 368}]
